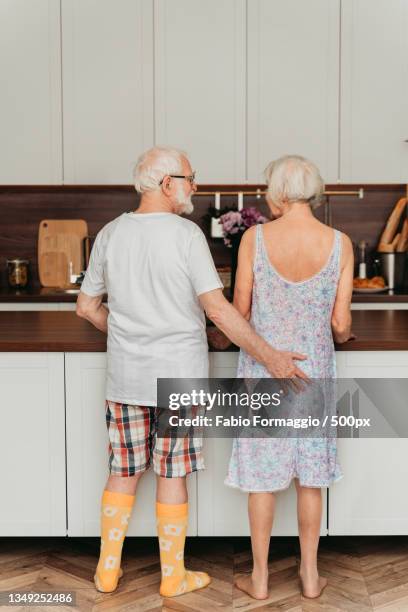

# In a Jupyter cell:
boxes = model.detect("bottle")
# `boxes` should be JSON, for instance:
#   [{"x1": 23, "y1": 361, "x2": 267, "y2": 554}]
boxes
[{"x1": 358, "y1": 240, "x2": 367, "y2": 279}]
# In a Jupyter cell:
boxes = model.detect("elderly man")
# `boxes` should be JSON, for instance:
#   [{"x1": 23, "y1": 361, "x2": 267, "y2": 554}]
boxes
[{"x1": 76, "y1": 146, "x2": 307, "y2": 598}]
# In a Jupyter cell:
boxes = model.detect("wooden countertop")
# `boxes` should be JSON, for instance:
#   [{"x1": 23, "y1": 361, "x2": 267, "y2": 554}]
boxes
[
  {"x1": 0, "y1": 310, "x2": 408, "y2": 352},
  {"x1": 0, "y1": 287, "x2": 83, "y2": 302},
  {"x1": 0, "y1": 286, "x2": 408, "y2": 303}
]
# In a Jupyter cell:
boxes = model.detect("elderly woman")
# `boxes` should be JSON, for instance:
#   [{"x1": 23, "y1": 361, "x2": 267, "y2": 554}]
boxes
[{"x1": 225, "y1": 155, "x2": 354, "y2": 600}]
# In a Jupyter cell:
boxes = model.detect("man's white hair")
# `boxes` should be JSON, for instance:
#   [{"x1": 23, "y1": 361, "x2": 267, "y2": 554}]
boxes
[
  {"x1": 133, "y1": 146, "x2": 187, "y2": 193},
  {"x1": 264, "y1": 155, "x2": 325, "y2": 209}
]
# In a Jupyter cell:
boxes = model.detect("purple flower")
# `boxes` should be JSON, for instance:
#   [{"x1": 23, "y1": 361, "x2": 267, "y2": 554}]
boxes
[
  {"x1": 219, "y1": 207, "x2": 268, "y2": 247},
  {"x1": 241, "y1": 207, "x2": 268, "y2": 227}
]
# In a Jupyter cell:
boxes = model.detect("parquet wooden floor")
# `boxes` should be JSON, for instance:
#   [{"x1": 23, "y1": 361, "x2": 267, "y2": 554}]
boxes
[{"x1": 1, "y1": 536, "x2": 408, "y2": 611}]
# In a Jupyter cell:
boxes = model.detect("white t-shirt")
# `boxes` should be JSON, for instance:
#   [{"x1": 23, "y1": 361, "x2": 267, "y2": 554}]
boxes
[{"x1": 81, "y1": 212, "x2": 223, "y2": 405}]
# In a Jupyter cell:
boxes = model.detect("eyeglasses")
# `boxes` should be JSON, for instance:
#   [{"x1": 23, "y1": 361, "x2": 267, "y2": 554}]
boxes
[{"x1": 159, "y1": 172, "x2": 196, "y2": 186}]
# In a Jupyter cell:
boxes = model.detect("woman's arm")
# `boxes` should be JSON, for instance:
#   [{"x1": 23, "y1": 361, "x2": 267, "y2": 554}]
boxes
[
  {"x1": 233, "y1": 226, "x2": 256, "y2": 319},
  {"x1": 331, "y1": 233, "x2": 354, "y2": 343}
]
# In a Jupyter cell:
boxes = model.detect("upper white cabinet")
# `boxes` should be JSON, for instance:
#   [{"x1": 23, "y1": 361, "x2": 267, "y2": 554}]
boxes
[
  {"x1": 0, "y1": 0, "x2": 62, "y2": 184},
  {"x1": 153, "y1": 0, "x2": 246, "y2": 183},
  {"x1": 340, "y1": 0, "x2": 408, "y2": 182},
  {"x1": 61, "y1": 0, "x2": 154, "y2": 184},
  {"x1": 247, "y1": 0, "x2": 340, "y2": 184},
  {"x1": 2, "y1": 1, "x2": 408, "y2": 185}
]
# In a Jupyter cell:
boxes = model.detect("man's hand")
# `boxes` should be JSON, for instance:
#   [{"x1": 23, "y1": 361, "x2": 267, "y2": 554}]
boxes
[
  {"x1": 264, "y1": 350, "x2": 309, "y2": 380},
  {"x1": 199, "y1": 289, "x2": 309, "y2": 384}
]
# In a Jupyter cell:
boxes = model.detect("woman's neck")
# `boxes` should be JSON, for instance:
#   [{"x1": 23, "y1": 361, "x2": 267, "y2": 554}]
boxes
[{"x1": 282, "y1": 201, "x2": 314, "y2": 219}]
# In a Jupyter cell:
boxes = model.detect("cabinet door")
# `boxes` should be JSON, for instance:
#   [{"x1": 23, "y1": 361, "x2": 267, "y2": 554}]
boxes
[
  {"x1": 61, "y1": 0, "x2": 154, "y2": 184},
  {"x1": 197, "y1": 353, "x2": 327, "y2": 536},
  {"x1": 247, "y1": 0, "x2": 340, "y2": 183},
  {"x1": 0, "y1": 353, "x2": 66, "y2": 535},
  {"x1": 340, "y1": 0, "x2": 408, "y2": 182},
  {"x1": 154, "y1": 0, "x2": 246, "y2": 183},
  {"x1": 65, "y1": 353, "x2": 197, "y2": 536},
  {"x1": 198, "y1": 439, "x2": 327, "y2": 537},
  {"x1": 0, "y1": 0, "x2": 62, "y2": 184},
  {"x1": 330, "y1": 351, "x2": 408, "y2": 534}
]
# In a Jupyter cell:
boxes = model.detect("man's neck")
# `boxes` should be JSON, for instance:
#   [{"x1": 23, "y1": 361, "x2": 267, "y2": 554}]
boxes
[{"x1": 133, "y1": 195, "x2": 174, "y2": 214}]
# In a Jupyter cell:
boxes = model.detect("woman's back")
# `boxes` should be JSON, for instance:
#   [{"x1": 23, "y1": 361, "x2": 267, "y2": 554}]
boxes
[
  {"x1": 238, "y1": 218, "x2": 342, "y2": 379},
  {"x1": 262, "y1": 216, "x2": 337, "y2": 283}
]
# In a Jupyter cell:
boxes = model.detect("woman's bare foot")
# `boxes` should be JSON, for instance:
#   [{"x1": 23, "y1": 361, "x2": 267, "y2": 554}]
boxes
[
  {"x1": 235, "y1": 572, "x2": 269, "y2": 600},
  {"x1": 299, "y1": 572, "x2": 327, "y2": 599}
]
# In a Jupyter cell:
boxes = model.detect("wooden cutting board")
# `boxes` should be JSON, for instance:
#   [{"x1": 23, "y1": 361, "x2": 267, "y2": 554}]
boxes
[{"x1": 38, "y1": 219, "x2": 88, "y2": 287}]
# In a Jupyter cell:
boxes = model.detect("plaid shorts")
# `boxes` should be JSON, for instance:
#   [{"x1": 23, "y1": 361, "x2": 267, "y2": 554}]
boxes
[{"x1": 105, "y1": 401, "x2": 205, "y2": 478}]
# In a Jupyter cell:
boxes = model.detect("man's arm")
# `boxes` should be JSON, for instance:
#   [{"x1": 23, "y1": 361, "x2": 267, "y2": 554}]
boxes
[
  {"x1": 76, "y1": 291, "x2": 109, "y2": 333},
  {"x1": 200, "y1": 289, "x2": 308, "y2": 380}
]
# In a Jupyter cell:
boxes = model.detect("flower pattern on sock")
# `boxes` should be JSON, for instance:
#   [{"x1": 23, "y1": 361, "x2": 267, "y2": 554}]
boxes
[
  {"x1": 177, "y1": 580, "x2": 187, "y2": 595},
  {"x1": 103, "y1": 505, "x2": 118, "y2": 518},
  {"x1": 159, "y1": 538, "x2": 173, "y2": 552},
  {"x1": 108, "y1": 527, "x2": 124, "y2": 541},
  {"x1": 104, "y1": 555, "x2": 118, "y2": 570},
  {"x1": 162, "y1": 565, "x2": 174, "y2": 577},
  {"x1": 163, "y1": 524, "x2": 183, "y2": 536},
  {"x1": 194, "y1": 574, "x2": 203, "y2": 587}
]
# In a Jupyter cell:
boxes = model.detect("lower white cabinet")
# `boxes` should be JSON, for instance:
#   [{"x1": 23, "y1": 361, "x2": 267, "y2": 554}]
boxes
[
  {"x1": 330, "y1": 351, "x2": 408, "y2": 535},
  {"x1": 198, "y1": 438, "x2": 327, "y2": 537},
  {"x1": 1, "y1": 350, "x2": 407, "y2": 536},
  {"x1": 64, "y1": 353, "x2": 197, "y2": 537},
  {"x1": 0, "y1": 353, "x2": 66, "y2": 536},
  {"x1": 329, "y1": 439, "x2": 408, "y2": 535}
]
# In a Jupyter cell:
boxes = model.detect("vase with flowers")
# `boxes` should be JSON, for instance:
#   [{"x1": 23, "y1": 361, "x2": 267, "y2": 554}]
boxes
[{"x1": 219, "y1": 207, "x2": 268, "y2": 296}]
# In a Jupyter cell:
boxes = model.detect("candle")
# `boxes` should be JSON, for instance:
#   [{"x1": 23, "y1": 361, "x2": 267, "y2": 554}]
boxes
[
  {"x1": 215, "y1": 192, "x2": 221, "y2": 210},
  {"x1": 238, "y1": 192, "x2": 244, "y2": 211}
]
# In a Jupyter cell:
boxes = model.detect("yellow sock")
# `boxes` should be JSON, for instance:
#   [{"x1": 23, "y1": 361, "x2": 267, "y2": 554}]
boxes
[
  {"x1": 94, "y1": 490, "x2": 135, "y2": 593},
  {"x1": 157, "y1": 502, "x2": 211, "y2": 597}
]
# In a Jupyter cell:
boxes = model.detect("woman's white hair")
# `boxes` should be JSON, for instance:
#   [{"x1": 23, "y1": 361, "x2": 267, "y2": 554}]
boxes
[
  {"x1": 133, "y1": 146, "x2": 186, "y2": 193},
  {"x1": 264, "y1": 155, "x2": 325, "y2": 209}
]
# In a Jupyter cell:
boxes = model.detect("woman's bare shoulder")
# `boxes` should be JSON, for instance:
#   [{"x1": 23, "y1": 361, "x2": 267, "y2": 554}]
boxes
[
  {"x1": 337, "y1": 231, "x2": 354, "y2": 268},
  {"x1": 241, "y1": 224, "x2": 258, "y2": 248},
  {"x1": 337, "y1": 230, "x2": 353, "y2": 253}
]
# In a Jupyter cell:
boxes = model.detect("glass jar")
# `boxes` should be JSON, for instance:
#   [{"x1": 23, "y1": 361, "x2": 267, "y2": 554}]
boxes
[{"x1": 6, "y1": 259, "x2": 30, "y2": 289}]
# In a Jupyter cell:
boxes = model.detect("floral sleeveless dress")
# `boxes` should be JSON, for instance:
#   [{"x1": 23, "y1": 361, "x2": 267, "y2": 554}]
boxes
[{"x1": 225, "y1": 224, "x2": 343, "y2": 492}]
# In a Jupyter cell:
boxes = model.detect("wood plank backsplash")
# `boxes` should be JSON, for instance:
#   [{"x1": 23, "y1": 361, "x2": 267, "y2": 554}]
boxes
[{"x1": 0, "y1": 184, "x2": 405, "y2": 288}]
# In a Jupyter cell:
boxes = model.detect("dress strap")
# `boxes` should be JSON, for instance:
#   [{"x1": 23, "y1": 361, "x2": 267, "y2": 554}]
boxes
[
  {"x1": 332, "y1": 229, "x2": 342, "y2": 279},
  {"x1": 253, "y1": 224, "x2": 264, "y2": 270}
]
